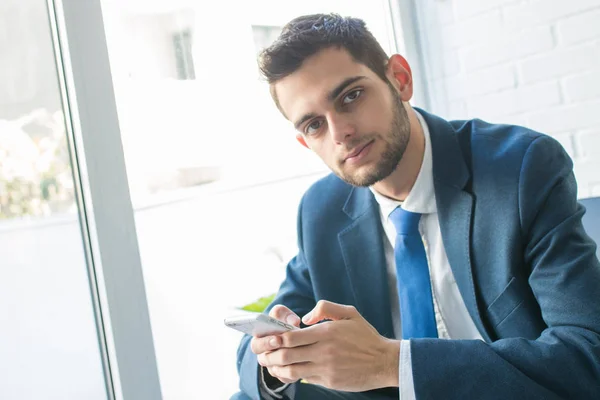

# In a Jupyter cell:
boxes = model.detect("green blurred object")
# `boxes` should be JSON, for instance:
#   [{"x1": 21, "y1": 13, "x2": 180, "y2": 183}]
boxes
[{"x1": 240, "y1": 293, "x2": 276, "y2": 313}]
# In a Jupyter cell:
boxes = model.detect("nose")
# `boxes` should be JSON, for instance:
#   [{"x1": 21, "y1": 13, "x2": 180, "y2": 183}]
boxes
[{"x1": 328, "y1": 113, "x2": 356, "y2": 144}]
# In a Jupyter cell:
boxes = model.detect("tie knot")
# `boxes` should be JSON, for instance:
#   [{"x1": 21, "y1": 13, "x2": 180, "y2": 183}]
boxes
[{"x1": 389, "y1": 207, "x2": 421, "y2": 235}]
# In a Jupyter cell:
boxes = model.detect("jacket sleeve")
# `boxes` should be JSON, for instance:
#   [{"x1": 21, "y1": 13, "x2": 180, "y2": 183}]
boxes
[
  {"x1": 236, "y1": 197, "x2": 317, "y2": 399},
  {"x1": 410, "y1": 135, "x2": 600, "y2": 399}
]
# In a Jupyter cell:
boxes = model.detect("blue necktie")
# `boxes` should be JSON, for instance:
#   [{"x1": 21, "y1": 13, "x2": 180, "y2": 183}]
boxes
[{"x1": 389, "y1": 207, "x2": 438, "y2": 339}]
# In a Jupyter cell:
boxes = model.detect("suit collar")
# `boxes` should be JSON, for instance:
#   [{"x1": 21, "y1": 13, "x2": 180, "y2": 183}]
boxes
[
  {"x1": 416, "y1": 108, "x2": 471, "y2": 191},
  {"x1": 338, "y1": 187, "x2": 395, "y2": 338},
  {"x1": 419, "y1": 108, "x2": 493, "y2": 342},
  {"x1": 342, "y1": 186, "x2": 373, "y2": 220}
]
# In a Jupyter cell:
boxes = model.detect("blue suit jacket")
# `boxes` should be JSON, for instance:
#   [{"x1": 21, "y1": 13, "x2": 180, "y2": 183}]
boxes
[{"x1": 236, "y1": 109, "x2": 600, "y2": 399}]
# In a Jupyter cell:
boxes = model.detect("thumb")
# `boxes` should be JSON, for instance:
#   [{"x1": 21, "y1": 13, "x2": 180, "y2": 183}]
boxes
[
  {"x1": 302, "y1": 300, "x2": 358, "y2": 325},
  {"x1": 269, "y1": 304, "x2": 301, "y2": 327}
]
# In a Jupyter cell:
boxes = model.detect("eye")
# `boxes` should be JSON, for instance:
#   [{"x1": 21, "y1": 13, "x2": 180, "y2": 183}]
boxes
[
  {"x1": 342, "y1": 89, "x2": 363, "y2": 105},
  {"x1": 305, "y1": 119, "x2": 323, "y2": 135}
]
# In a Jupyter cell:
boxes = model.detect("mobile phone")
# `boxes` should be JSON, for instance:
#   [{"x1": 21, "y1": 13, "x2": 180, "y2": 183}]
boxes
[{"x1": 224, "y1": 313, "x2": 298, "y2": 337}]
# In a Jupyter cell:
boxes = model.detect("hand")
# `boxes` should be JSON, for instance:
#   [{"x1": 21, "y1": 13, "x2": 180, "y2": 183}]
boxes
[
  {"x1": 256, "y1": 300, "x2": 400, "y2": 391},
  {"x1": 250, "y1": 305, "x2": 302, "y2": 384}
]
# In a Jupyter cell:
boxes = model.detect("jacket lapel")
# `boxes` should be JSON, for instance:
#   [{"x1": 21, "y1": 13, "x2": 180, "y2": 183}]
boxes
[
  {"x1": 420, "y1": 109, "x2": 493, "y2": 343},
  {"x1": 338, "y1": 187, "x2": 395, "y2": 339}
]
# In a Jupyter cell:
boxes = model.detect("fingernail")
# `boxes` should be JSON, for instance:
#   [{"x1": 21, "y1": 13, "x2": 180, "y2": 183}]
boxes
[
  {"x1": 302, "y1": 312, "x2": 312, "y2": 323},
  {"x1": 269, "y1": 337, "x2": 279, "y2": 347},
  {"x1": 286, "y1": 314, "x2": 300, "y2": 326}
]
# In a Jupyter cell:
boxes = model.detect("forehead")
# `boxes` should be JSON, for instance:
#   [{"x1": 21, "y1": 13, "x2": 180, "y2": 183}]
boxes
[{"x1": 273, "y1": 47, "x2": 379, "y2": 121}]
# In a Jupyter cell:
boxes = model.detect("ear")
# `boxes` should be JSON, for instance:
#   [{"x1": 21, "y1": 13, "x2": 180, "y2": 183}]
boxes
[
  {"x1": 385, "y1": 54, "x2": 413, "y2": 102},
  {"x1": 296, "y1": 134, "x2": 309, "y2": 149}
]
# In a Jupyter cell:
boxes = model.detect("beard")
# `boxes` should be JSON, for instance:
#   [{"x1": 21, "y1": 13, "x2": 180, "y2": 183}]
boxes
[{"x1": 336, "y1": 86, "x2": 411, "y2": 187}]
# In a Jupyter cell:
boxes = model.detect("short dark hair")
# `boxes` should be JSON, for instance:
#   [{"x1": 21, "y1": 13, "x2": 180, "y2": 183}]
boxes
[{"x1": 258, "y1": 13, "x2": 389, "y2": 84}]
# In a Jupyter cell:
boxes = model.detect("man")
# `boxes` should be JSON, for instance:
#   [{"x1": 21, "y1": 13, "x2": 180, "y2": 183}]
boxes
[{"x1": 234, "y1": 13, "x2": 600, "y2": 400}]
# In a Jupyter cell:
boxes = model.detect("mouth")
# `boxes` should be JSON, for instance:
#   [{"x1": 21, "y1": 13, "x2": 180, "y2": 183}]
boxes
[{"x1": 344, "y1": 140, "x2": 374, "y2": 162}]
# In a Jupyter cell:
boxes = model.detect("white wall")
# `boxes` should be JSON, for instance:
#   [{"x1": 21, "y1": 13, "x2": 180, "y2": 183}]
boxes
[{"x1": 413, "y1": 0, "x2": 600, "y2": 198}]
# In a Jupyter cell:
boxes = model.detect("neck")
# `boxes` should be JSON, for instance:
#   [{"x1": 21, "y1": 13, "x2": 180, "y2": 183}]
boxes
[{"x1": 372, "y1": 106, "x2": 425, "y2": 201}]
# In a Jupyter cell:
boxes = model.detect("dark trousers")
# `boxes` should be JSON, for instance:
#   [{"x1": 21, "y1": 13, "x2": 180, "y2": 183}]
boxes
[{"x1": 231, "y1": 385, "x2": 398, "y2": 400}]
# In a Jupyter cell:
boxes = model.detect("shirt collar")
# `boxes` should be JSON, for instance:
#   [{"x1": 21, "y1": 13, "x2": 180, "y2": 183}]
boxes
[{"x1": 370, "y1": 110, "x2": 437, "y2": 219}]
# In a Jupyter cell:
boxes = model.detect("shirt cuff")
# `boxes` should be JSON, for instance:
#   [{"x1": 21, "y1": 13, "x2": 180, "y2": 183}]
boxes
[
  {"x1": 260, "y1": 365, "x2": 289, "y2": 399},
  {"x1": 399, "y1": 339, "x2": 417, "y2": 400}
]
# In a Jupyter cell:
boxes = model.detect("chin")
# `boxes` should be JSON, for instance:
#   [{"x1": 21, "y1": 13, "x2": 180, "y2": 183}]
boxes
[{"x1": 337, "y1": 166, "x2": 382, "y2": 187}]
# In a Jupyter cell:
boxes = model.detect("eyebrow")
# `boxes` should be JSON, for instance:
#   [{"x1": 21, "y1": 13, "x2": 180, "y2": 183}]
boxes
[
  {"x1": 327, "y1": 76, "x2": 366, "y2": 102},
  {"x1": 293, "y1": 75, "x2": 367, "y2": 130}
]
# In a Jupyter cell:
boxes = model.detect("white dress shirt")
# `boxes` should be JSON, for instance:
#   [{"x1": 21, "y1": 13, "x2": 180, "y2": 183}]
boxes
[{"x1": 370, "y1": 111, "x2": 483, "y2": 400}]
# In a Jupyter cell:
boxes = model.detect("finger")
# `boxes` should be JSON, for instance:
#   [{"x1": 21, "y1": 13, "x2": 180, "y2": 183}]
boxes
[
  {"x1": 302, "y1": 300, "x2": 359, "y2": 325},
  {"x1": 269, "y1": 304, "x2": 301, "y2": 327},
  {"x1": 254, "y1": 323, "x2": 325, "y2": 355},
  {"x1": 267, "y1": 366, "x2": 298, "y2": 384},
  {"x1": 270, "y1": 362, "x2": 315, "y2": 383},
  {"x1": 302, "y1": 375, "x2": 324, "y2": 387},
  {"x1": 279, "y1": 323, "x2": 329, "y2": 348},
  {"x1": 261, "y1": 344, "x2": 317, "y2": 367},
  {"x1": 251, "y1": 335, "x2": 282, "y2": 354},
  {"x1": 257, "y1": 352, "x2": 268, "y2": 367}
]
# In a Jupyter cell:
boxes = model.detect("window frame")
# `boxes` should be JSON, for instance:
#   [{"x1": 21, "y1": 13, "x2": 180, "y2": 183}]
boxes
[{"x1": 48, "y1": 0, "x2": 162, "y2": 399}]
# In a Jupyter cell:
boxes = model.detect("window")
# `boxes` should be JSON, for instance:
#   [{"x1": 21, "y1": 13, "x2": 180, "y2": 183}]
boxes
[
  {"x1": 0, "y1": 1, "x2": 108, "y2": 398},
  {"x1": 99, "y1": 1, "x2": 399, "y2": 398}
]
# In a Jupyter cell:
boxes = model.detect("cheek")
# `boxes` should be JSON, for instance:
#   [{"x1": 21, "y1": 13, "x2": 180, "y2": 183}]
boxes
[
  {"x1": 310, "y1": 141, "x2": 338, "y2": 164},
  {"x1": 358, "y1": 100, "x2": 392, "y2": 133}
]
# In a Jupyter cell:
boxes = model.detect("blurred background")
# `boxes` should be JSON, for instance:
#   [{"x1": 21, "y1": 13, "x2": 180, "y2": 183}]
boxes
[{"x1": 1, "y1": 0, "x2": 599, "y2": 399}]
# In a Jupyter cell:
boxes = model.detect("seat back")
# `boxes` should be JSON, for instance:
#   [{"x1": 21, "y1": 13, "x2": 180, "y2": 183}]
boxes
[{"x1": 580, "y1": 197, "x2": 600, "y2": 257}]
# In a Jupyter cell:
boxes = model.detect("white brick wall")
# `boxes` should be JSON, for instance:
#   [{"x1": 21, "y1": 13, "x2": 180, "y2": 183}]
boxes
[
  {"x1": 462, "y1": 26, "x2": 555, "y2": 71},
  {"x1": 503, "y1": 0, "x2": 600, "y2": 32},
  {"x1": 519, "y1": 42, "x2": 600, "y2": 84},
  {"x1": 557, "y1": 8, "x2": 600, "y2": 45},
  {"x1": 413, "y1": 0, "x2": 600, "y2": 198},
  {"x1": 565, "y1": 71, "x2": 600, "y2": 102},
  {"x1": 465, "y1": 81, "x2": 562, "y2": 117}
]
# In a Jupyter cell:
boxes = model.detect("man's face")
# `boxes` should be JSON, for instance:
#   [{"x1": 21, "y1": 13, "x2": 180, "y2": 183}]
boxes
[{"x1": 273, "y1": 47, "x2": 411, "y2": 187}]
